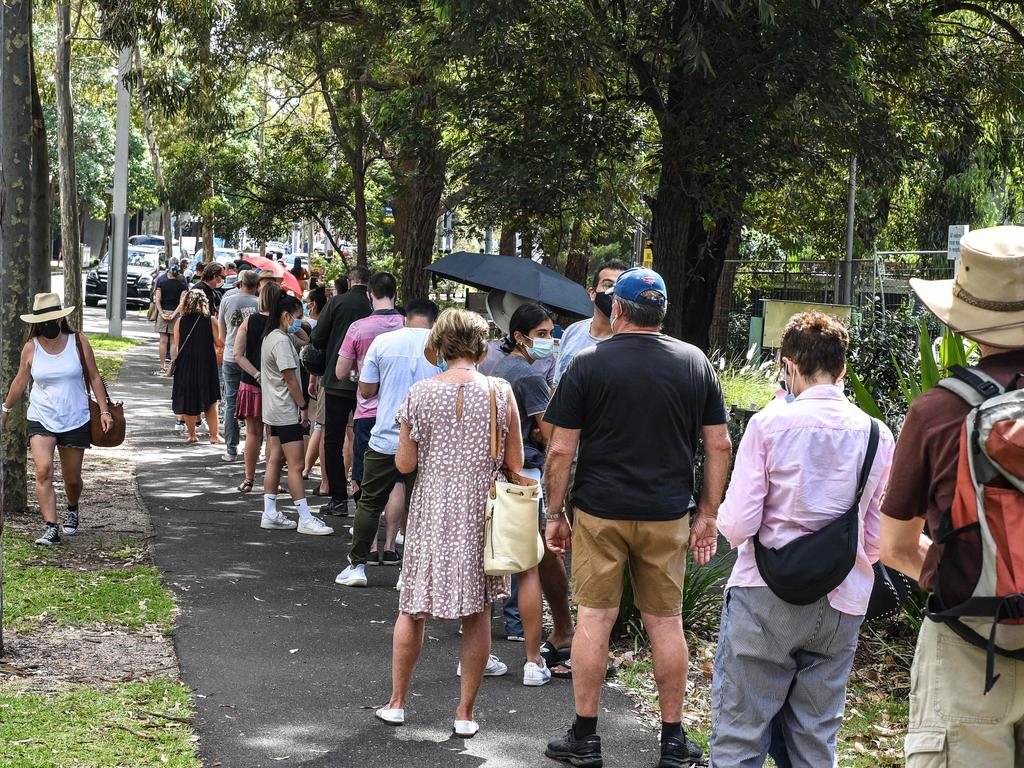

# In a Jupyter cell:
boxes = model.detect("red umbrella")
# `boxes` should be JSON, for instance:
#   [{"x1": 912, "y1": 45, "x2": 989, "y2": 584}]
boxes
[{"x1": 242, "y1": 254, "x2": 303, "y2": 296}]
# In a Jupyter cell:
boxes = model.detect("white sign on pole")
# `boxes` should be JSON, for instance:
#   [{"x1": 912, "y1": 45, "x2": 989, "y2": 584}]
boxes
[{"x1": 948, "y1": 224, "x2": 970, "y2": 261}]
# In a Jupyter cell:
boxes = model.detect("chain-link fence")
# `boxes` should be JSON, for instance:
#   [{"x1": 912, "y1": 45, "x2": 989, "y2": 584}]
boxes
[{"x1": 714, "y1": 252, "x2": 955, "y2": 356}]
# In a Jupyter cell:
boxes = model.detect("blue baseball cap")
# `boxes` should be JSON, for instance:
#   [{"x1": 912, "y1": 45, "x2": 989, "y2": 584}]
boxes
[{"x1": 612, "y1": 267, "x2": 668, "y2": 305}]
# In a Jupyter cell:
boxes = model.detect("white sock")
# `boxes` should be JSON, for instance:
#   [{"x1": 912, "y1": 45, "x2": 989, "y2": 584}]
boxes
[
  {"x1": 294, "y1": 497, "x2": 312, "y2": 522},
  {"x1": 263, "y1": 494, "x2": 278, "y2": 516}
]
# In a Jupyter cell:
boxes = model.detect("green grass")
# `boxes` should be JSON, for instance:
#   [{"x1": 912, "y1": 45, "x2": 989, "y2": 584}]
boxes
[
  {"x1": 721, "y1": 371, "x2": 777, "y2": 411},
  {"x1": 85, "y1": 333, "x2": 143, "y2": 353},
  {"x1": 3, "y1": 530, "x2": 174, "y2": 633},
  {"x1": 94, "y1": 356, "x2": 124, "y2": 382},
  {"x1": 0, "y1": 679, "x2": 200, "y2": 768},
  {"x1": 837, "y1": 684, "x2": 908, "y2": 767}
]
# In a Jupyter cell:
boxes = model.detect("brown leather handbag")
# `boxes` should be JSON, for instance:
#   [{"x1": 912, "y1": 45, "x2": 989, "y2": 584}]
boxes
[{"x1": 74, "y1": 334, "x2": 126, "y2": 447}]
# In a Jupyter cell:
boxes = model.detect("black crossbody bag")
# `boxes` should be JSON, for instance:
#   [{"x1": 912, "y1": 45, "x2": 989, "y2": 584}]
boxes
[{"x1": 753, "y1": 418, "x2": 880, "y2": 606}]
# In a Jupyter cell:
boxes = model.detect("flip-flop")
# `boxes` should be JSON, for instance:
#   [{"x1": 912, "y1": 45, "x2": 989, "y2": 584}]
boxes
[
  {"x1": 540, "y1": 640, "x2": 571, "y2": 669},
  {"x1": 548, "y1": 659, "x2": 619, "y2": 681}
]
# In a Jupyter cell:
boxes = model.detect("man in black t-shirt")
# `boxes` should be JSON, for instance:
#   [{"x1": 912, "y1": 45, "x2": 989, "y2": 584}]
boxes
[
  {"x1": 197, "y1": 262, "x2": 226, "y2": 319},
  {"x1": 542, "y1": 267, "x2": 732, "y2": 768}
]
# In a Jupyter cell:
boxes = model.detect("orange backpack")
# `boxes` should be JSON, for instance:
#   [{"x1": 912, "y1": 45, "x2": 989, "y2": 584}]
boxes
[{"x1": 927, "y1": 365, "x2": 1024, "y2": 693}]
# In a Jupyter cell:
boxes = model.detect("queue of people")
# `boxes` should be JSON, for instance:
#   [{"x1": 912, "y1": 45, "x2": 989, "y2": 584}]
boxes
[{"x1": 4, "y1": 224, "x2": 1023, "y2": 767}]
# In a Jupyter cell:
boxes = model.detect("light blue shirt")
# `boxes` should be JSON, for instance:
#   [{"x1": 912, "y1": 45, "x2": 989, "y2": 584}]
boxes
[
  {"x1": 361, "y1": 327, "x2": 439, "y2": 455},
  {"x1": 554, "y1": 318, "x2": 601, "y2": 387}
]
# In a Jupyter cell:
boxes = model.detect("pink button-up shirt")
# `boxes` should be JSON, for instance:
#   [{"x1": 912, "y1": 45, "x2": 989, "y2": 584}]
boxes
[{"x1": 717, "y1": 384, "x2": 895, "y2": 615}]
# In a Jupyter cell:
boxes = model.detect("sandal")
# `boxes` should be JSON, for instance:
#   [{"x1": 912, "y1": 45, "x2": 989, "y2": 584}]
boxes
[
  {"x1": 186, "y1": 436, "x2": 199, "y2": 444},
  {"x1": 540, "y1": 641, "x2": 571, "y2": 670},
  {"x1": 238, "y1": 478, "x2": 254, "y2": 493}
]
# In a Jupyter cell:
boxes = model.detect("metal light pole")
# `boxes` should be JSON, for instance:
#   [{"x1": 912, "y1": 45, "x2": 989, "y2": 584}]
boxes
[
  {"x1": 107, "y1": 47, "x2": 132, "y2": 337},
  {"x1": 843, "y1": 154, "x2": 857, "y2": 306}
]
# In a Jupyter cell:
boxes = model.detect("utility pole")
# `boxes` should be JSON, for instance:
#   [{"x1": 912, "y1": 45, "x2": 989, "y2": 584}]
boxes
[
  {"x1": 108, "y1": 47, "x2": 131, "y2": 337},
  {"x1": 841, "y1": 154, "x2": 857, "y2": 306}
]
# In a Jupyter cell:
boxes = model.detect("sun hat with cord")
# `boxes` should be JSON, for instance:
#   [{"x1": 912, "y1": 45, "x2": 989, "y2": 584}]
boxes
[
  {"x1": 910, "y1": 225, "x2": 1024, "y2": 349},
  {"x1": 485, "y1": 289, "x2": 535, "y2": 335},
  {"x1": 20, "y1": 293, "x2": 75, "y2": 324}
]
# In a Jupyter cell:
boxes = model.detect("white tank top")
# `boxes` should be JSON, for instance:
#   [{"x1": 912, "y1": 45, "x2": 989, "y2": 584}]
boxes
[{"x1": 26, "y1": 335, "x2": 91, "y2": 433}]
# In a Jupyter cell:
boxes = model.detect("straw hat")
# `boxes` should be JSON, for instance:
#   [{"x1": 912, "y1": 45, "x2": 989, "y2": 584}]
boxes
[
  {"x1": 911, "y1": 225, "x2": 1024, "y2": 348},
  {"x1": 20, "y1": 293, "x2": 75, "y2": 324},
  {"x1": 485, "y1": 290, "x2": 533, "y2": 335}
]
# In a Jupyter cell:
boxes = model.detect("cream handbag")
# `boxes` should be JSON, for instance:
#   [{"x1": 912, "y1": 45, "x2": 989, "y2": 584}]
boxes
[{"x1": 483, "y1": 379, "x2": 544, "y2": 576}]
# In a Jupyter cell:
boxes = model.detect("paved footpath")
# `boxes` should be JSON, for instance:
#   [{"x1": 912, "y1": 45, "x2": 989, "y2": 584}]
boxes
[{"x1": 108, "y1": 324, "x2": 654, "y2": 768}]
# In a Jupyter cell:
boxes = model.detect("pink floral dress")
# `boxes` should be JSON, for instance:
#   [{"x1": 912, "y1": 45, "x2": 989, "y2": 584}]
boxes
[{"x1": 396, "y1": 376, "x2": 511, "y2": 619}]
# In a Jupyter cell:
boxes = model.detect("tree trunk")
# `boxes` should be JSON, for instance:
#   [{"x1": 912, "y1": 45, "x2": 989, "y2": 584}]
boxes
[
  {"x1": 56, "y1": 0, "x2": 82, "y2": 328},
  {"x1": 392, "y1": 131, "x2": 446, "y2": 304},
  {"x1": 649, "y1": 144, "x2": 739, "y2": 349},
  {"x1": 564, "y1": 216, "x2": 589, "y2": 286},
  {"x1": 498, "y1": 227, "x2": 516, "y2": 256},
  {"x1": 29, "y1": 42, "x2": 51, "y2": 299},
  {"x1": 98, "y1": 207, "x2": 111, "y2": 263},
  {"x1": 353, "y1": 158, "x2": 368, "y2": 268},
  {"x1": 1, "y1": 0, "x2": 35, "y2": 527},
  {"x1": 519, "y1": 227, "x2": 533, "y2": 260},
  {"x1": 133, "y1": 45, "x2": 173, "y2": 266}
]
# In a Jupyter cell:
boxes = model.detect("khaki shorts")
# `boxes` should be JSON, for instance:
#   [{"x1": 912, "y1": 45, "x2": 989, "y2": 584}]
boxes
[
  {"x1": 906, "y1": 619, "x2": 1024, "y2": 766},
  {"x1": 571, "y1": 508, "x2": 689, "y2": 617}
]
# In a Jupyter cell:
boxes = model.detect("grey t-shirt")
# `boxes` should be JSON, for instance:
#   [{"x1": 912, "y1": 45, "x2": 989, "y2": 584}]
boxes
[
  {"x1": 219, "y1": 292, "x2": 259, "y2": 364},
  {"x1": 260, "y1": 329, "x2": 301, "y2": 426},
  {"x1": 492, "y1": 354, "x2": 550, "y2": 469}
]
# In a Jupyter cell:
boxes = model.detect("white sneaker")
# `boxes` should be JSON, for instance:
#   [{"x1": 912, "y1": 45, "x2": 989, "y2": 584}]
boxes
[
  {"x1": 297, "y1": 516, "x2": 334, "y2": 536},
  {"x1": 453, "y1": 719, "x2": 479, "y2": 738},
  {"x1": 395, "y1": 532, "x2": 405, "y2": 547},
  {"x1": 523, "y1": 659, "x2": 552, "y2": 687},
  {"x1": 395, "y1": 568, "x2": 403, "y2": 592},
  {"x1": 220, "y1": 452, "x2": 238, "y2": 462},
  {"x1": 260, "y1": 511, "x2": 297, "y2": 530},
  {"x1": 335, "y1": 564, "x2": 367, "y2": 587},
  {"x1": 457, "y1": 654, "x2": 508, "y2": 678}
]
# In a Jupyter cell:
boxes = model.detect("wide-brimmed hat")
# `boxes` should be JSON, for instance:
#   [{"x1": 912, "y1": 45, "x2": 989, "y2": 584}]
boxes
[
  {"x1": 486, "y1": 290, "x2": 534, "y2": 335},
  {"x1": 20, "y1": 293, "x2": 74, "y2": 324},
  {"x1": 911, "y1": 225, "x2": 1024, "y2": 348}
]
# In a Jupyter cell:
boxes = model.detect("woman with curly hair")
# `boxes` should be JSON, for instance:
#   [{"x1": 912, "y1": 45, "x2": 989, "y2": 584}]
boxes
[{"x1": 171, "y1": 288, "x2": 223, "y2": 444}]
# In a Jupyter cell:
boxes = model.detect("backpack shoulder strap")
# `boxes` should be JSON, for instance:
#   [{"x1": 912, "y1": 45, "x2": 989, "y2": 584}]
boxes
[{"x1": 937, "y1": 365, "x2": 1004, "y2": 407}]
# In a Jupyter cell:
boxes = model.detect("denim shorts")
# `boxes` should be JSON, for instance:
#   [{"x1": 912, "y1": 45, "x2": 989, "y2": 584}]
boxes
[{"x1": 27, "y1": 419, "x2": 91, "y2": 449}]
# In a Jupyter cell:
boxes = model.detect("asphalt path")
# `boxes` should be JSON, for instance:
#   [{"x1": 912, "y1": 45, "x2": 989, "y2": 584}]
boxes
[{"x1": 101, "y1": 308, "x2": 655, "y2": 768}]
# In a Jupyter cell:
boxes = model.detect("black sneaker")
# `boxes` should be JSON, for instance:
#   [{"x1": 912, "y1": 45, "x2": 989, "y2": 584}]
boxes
[
  {"x1": 366, "y1": 550, "x2": 384, "y2": 567},
  {"x1": 545, "y1": 727, "x2": 602, "y2": 768},
  {"x1": 381, "y1": 550, "x2": 402, "y2": 566},
  {"x1": 319, "y1": 498, "x2": 349, "y2": 517},
  {"x1": 35, "y1": 524, "x2": 61, "y2": 546},
  {"x1": 658, "y1": 734, "x2": 704, "y2": 768},
  {"x1": 63, "y1": 510, "x2": 80, "y2": 536}
]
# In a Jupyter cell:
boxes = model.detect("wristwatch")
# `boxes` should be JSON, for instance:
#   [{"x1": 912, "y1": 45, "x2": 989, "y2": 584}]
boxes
[{"x1": 544, "y1": 509, "x2": 565, "y2": 522}]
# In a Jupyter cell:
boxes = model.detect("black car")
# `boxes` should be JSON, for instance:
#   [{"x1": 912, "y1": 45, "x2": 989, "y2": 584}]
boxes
[{"x1": 85, "y1": 247, "x2": 163, "y2": 308}]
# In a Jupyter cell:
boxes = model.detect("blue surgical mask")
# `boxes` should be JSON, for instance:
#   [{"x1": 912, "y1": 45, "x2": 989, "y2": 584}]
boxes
[
  {"x1": 288, "y1": 318, "x2": 302, "y2": 334},
  {"x1": 527, "y1": 337, "x2": 556, "y2": 361},
  {"x1": 437, "y1": 354, "x2": 448, "y2": 373}
]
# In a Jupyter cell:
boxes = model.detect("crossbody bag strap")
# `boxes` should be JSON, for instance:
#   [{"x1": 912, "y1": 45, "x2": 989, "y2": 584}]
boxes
[
  {"x1": 488, "y1": 377, "x2": 499, "y2": 499},
  {"x1": 852, "y1": 418, "x2": 881, "y2": 506},
  {"x1": 176, "y1": 316, "x2": 200, "y2": 357}
]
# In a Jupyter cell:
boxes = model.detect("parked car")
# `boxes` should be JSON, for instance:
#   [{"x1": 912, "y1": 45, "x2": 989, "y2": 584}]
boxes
[
  {"x1": 128, "y1": 234, "x2": 182, "y2": 260},
  {"x1": 85, "y1": 247, "x2": 162, "y2": 308}
]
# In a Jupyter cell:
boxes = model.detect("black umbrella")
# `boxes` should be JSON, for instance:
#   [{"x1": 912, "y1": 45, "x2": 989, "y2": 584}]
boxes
[{"x1": 426, "y1": 251, "x2": 593, "y2": 317}]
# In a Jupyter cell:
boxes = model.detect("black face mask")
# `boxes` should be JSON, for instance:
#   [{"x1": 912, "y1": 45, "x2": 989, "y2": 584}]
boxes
[
  {"x1": 39, "y1": 320, "x2": 61, "y2": 340},
  {"x1": 594, "y1": 290, "x2": 614, "y2": 318}
]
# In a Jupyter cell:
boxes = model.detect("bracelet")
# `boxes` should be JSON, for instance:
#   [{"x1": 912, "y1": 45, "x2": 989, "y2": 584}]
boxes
[
  {"x1": 1, "y1": 403, "x2": 11, "y2": 414},
  {"x1": 544, "y1": 511, "x2": 565, "y2": 522},
  {"x1": 100, "y1": 412, "x2": 111, "y2": 416}
]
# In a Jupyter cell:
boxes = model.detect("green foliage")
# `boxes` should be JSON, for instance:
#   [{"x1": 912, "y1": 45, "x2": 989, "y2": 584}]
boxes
[
  {"x1": 0, "y1": 680, "x2": 200, "y2": 768},
  {"x1": 848, "y1": 304, "x2": 977, "y2": 430},
  {"x1": 85, "y1": 333, "x2": 143, "y2": 353}
]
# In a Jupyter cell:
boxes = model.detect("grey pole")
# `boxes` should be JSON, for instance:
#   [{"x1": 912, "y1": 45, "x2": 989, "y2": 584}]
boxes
[
  {"x1": 843, "y1": 154, "x2": 857, "y2": 306},
  {"x1": 107, "y1": 47, "x2": 132, "y2": 338}
]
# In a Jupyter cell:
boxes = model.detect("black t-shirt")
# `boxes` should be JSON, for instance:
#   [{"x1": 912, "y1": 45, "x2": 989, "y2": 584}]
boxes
[
  {"x1": 544, "y1": 333, "x2": 728, "y2": 521},
  {"x1": 157, "y1": 275, "x2": 187, "y2": 311},
  {"x1": 198, "y1": 281, "x2": 221, "y2": 318}
]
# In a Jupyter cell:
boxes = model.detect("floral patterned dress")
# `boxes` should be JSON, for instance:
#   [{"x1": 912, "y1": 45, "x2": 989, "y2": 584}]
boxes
[{"x1": 397, "y1": 376, "x2": 512, "y2": 619}]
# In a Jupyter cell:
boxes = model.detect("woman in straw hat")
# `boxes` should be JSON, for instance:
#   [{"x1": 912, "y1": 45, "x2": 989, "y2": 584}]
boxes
[{"x1": 1, "y1": 293, "x2": 112, "y2": 545}]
